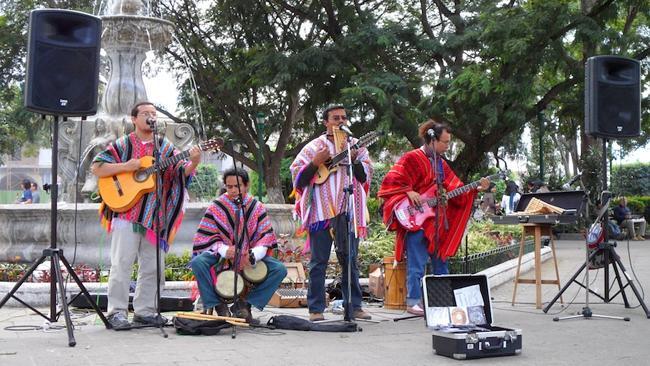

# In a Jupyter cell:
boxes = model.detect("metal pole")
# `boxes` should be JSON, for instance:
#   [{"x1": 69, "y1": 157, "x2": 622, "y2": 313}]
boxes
[
  {"x1": 538, "y1": 111, "x2": 544, "y2": 181},
  {"x1": 255, "y1": 112, "x2": 265, "y2": 201}
]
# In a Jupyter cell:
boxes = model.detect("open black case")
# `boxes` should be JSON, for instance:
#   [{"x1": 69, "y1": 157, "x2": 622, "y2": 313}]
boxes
[{"x1": 422, "y1": 274, "x2": 522, "y2": 359}]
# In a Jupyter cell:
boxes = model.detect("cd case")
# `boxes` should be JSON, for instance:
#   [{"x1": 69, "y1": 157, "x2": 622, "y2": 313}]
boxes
[{"x1": 422, "y1": 274, "x2": 522, "y2": 359}]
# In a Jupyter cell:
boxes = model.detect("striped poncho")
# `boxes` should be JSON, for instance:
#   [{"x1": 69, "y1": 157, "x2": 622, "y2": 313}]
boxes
[
  {"x1": 93, "y1": 132, "x2": 193, "y2": 252},
  {"x1": 290, "y1": 134, "x2": 372, "y2": 241},
  {"x1": 192, "y1": 194, "x2": 277, "y2": 270},
  {"x1": 378, "y1": 148, "x2": 475, "y2": 261}
]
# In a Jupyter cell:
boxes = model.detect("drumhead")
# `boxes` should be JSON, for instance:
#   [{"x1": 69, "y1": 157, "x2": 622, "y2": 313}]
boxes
[
  {"x1": 242, "y1": 261, "x2": 268, "y2": 284},
  {"x1": 215, "y1": 270, "x2": 245, "y2": 299}
]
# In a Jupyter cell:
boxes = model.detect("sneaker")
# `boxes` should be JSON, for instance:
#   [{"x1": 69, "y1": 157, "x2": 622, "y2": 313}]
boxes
[
  {"x1": 214, "y1": 303, "x2": 231, "y2": 317},
  {"x1": 107, "y1": 312, "x2": 131, "y2": 330},
  {"x1": 406, "y1": 304, "x2": 425, "y2": 316},
  {"x1": 636, "y1": 235, "x2": 645, "y2": 241},
  {"x1": 353, "y1": 309, "x2": 372, "y2": 320},
  {"x1": 133, "y1": 313, "x2": 168, "y2": 326},
  {"x1": 309, "y1": 312, "x2": 325, "y2": 322}
]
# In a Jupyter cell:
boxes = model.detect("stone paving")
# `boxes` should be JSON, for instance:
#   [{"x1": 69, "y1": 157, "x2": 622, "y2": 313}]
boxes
[{"x1": 0, "y1": 239, "x2": 648, "y2": 366}]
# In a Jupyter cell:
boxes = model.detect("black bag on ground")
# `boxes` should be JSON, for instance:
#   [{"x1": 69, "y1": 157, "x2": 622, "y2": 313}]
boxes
[
  {"x1": 172, "y1": 316, "x2": 230, "y2": 336},
  {"x1": 267, "y1": 315, "x2": 358, "y2": 332}
]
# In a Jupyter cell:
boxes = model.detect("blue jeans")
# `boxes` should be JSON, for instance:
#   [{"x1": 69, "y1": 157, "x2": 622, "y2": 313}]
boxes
[
  {"x1": 405, "y1": 230, "x2": 449, "y2": 306},
  {"x1": 308, "y1": 214, "x2": 363, "y2": 313},
  {"x1": 190, "y1": 251, "x2": 287, "y2": 310}
]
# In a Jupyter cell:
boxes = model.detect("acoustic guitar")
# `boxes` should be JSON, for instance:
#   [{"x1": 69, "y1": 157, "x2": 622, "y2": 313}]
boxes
[
  {"x1": 314, "y1": 131, "x2": 382, "y2": 185},
  {"x1": 98, "y1": 138, "x2": 224, "y2": 213},
  {"x1": 394, "y1": 171, "x2": 506, "y2": 231}
]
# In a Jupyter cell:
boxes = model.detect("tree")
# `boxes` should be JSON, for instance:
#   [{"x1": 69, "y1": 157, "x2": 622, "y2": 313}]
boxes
[{"x1": 0, "y1": 1, "x2": 94, "y2": 160}]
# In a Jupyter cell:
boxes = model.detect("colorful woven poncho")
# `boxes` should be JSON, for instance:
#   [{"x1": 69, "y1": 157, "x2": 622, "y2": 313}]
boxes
[
  {"x1": 93, "y1": 132, "x2": 193, "y2": 252},
  {"x1": 378, "y1": 148, "x2": 475, "y2": 261},
  {"x1": 290, "y1": 134, "x2": 372, "y2": 244},
  {"x1": 192, "y1": 194, "x2": 277, "y2": 271}
]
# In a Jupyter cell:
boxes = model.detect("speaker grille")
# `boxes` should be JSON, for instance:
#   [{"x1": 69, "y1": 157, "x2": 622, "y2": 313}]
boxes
[
  {"x1": 29, "y1": 43, "x2": 98, "y2": 114},
  {"x1": 595, "y1": 82, "x2": 640, "y2": 137}
]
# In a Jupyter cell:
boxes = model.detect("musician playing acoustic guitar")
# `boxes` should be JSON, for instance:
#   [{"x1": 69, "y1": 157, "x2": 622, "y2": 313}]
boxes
[
  {"x1": 91, "y1": 101, "x2": 201, "y2": 330},
  {"x1": 290, "y1": 104, "x2": 373, "y2": 322},
  {"x1": 378, "y1": 119, "x2": 489, "y2": 316},
  {"x1": 191, "y1": 168, "x2": 287, "y2": 324}
]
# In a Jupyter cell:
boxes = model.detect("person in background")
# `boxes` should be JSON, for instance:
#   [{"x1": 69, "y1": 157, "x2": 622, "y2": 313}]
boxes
[
  {"x1": 17, "y1": 180, "x2": 33, "y2": 204},
  {"x1": 480, "y1": 182, "x2": 498, "y2": 215},
  {"x1": 30, "y1": 182, "x2": 41, "y2": 203},
  {"x1": 613, "y1": 197, "x2": 646, "y2": 241},
  {"x1": 501, "y1": 180, "x2": 521, "y2": 215}
]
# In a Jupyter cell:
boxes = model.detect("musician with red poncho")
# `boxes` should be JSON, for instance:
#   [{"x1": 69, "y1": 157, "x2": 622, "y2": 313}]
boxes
[{"x1": 378, "y1": 119, "x2": 489, "y2": 316}]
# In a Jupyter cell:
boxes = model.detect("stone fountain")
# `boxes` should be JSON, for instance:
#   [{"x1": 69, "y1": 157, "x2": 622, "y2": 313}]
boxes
[{"x1": 58, "y1": 0, "x2": 195, "y2": 202}]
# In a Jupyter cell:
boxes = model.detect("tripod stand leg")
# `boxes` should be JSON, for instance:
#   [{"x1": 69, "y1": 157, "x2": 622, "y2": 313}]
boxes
[
  {"x1": 609, "y1": 250, "x2": 650, "y2": 318},
  {"x1": 0, "y1": 255, "x2": 47, "y2": 310},
  {"x1": 543, "y1": 249, "x2": 597, "y2": 313},
  {"x1": 58, "y1": 253, "x2": 110, "y2": 327},
  {"x1": 609, "y1": 254, "x2": 630, "y2": 306},
  {"x1": 50, "y1": 253, "x2": 76, "y2": 347}
]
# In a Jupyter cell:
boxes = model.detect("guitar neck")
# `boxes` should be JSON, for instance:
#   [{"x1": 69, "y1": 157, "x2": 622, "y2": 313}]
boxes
[
  {"x1": 425, "y1": 173, "x2": 501, "y2": 206},
  {"x1": 329, "y1": 141, "x2": 361, "y2": 166},
  {"x1": 143, "y1": 149, "x2": 192, "y2": 175}
]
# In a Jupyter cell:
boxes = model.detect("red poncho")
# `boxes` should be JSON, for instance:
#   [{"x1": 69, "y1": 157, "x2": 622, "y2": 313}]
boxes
[{"x1": 377, "y1": 148, "x2": 475, "y2": 261}]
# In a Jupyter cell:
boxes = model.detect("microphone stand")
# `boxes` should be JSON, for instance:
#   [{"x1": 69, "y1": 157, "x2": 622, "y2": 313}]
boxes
[
  {"x1": 134, "y1": 118, "x2": 168, "y2": 337},
  {"x1": 430, "y1": 146, "x2": 448, "y2": 275},
  {"x1": 320, "y1": 129, "x2": 376, "y2": 327},
  {"x1": 227, "y1": 141, "x2": 254, "y2": 338}
]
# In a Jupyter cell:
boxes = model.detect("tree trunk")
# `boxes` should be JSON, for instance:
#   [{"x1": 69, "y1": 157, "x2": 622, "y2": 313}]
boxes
[{"x1": 264, "y1": 154, "x2": 286, "y2": 204}]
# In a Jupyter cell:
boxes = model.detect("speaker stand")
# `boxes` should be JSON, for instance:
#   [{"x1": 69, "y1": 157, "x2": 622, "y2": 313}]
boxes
[{"x1": 0, "y1": 116, "x2": 110, "y2": 346}]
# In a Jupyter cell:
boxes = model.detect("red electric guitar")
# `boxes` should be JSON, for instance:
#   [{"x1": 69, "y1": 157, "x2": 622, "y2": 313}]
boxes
[{"x1": 393, "y1": 172, "x2": 506, "y2": 231}]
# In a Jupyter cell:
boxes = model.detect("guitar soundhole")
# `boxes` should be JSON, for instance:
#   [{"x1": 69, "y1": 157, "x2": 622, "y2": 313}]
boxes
[{"x1": 134, "y1": 169, "x2": 149, "y2": 183}]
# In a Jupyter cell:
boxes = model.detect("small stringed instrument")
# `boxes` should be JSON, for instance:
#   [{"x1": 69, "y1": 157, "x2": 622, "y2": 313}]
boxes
[
  {"x1": 314, "y1": 131, "x2": 382, "y2": 185},
  {"x1": 394, "y1": 171, "x2": 506, "y2": 231},
  {"x1": 98, "y1": 137, "x2": 224, "y2": 213}
]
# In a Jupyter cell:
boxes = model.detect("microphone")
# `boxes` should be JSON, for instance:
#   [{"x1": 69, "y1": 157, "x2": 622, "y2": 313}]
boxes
[
  {"x1": 562, "y1": 173, "x2": 581, "y2": 190},
  {"x1": 339, "y1": 124, "x2": 354, "y2": 136},
  {"x1": 146, "y1": 117, "x2": 156, "y2": 126}
]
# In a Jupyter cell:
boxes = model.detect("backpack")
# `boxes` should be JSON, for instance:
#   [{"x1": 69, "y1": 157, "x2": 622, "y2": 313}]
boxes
[{"x1": 172, "y1": 316, "x2": 230, "y2": 336}]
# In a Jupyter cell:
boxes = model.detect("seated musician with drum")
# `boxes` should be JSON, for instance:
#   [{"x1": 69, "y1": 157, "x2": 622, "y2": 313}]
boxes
[{"x1": 190, "y1": 168, "x2": 287, "y2": 323}]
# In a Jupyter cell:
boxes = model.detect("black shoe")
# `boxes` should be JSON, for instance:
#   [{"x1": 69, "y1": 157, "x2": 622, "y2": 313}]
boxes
[
  {"x1": 231, "y1": 300, "x2": 258, "y2": 325},
  {"x1": 214, "y1": 303, "x2": 231, "y2": 317},
  {"x1": 107, "y1": 312, "x2": 131, "y2": 330},
  {"x1": 133, "y1": 313, "x2": 168, "y2": 326}
]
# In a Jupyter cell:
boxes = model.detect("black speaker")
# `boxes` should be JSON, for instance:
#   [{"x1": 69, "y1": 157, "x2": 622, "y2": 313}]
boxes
[
  {"x1": 24, "y1": 9, "x2": 101, "y2": 117},
  {"x1": 585, "y1": 55, "x2": 641, "y2": 139}
]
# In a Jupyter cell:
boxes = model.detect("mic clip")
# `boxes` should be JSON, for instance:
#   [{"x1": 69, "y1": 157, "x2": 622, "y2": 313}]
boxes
[
  {"x1": 146, "y1": 117, "x2": 156, "y2": 126},
  {"x1": 248, "y1": 249, "x2": 256, "y2": 266}
]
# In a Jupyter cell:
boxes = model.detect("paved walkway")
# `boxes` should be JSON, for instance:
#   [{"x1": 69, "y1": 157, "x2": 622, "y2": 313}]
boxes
[{"x1": 0, "y1": 239, "x2": 648, "y2": 365}]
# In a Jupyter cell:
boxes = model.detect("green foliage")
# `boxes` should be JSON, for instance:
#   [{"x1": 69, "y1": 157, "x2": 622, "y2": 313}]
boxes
[
  {"x1": 188, "y1": 164, "x2": 220, "y2": 202},
  {"x1": 451, "y1": 220, "x2": 520, "y2": 259},
  {"x1": 369, "y1": 163, "x2": 390, "y2": 197},
  {"x1": 358, "y1": 222, "x2": 397, "y2": 276},
  {"x1": 611, "y1": 163, "x2": 650, "y2": 197},
  {"x1": 131, "y1": 251, "x2": 194, "y2": 282}
]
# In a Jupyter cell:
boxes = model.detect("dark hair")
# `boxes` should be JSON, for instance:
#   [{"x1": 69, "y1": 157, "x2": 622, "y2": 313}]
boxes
[
  {"x1": 505, "y1": 180, "x2": 519, "y2": 195},
  {"x1": 321, "y1": 104, "x2": 346, "y2": 121},
  {"x1": 222, "y1": 168, "x2": 250, "y2": 185},
  {"x1": 130, "y1": 102, "x2": 155, "y2": 117},
  {"x1": 418, "y1": 118, "x2": 451, "y2": 144},
  {"x1": 22, "y1": 181, "x2": 32, "y2": 190},
  {"x1": 31, "y1": 182, "x2": 38, "y2": 189}
]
